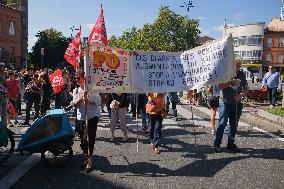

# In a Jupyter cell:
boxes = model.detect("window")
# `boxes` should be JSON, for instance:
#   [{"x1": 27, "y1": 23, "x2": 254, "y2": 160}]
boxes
[
  {"x1": 9, "y1": 21, "x2": 15, "y2": 36},
  {"x1": 279, "y1": 37, "x2": 284, "y2": 47},
  {"x1": 267, "y1": 38, "x2": 273, "y2": 48},
  {"x1": 11, "y1": 47, "x2": 15, "y2": 56},
  {"x1": 266, "y1": 53, "x2": 272, "y2": 63},
  {"x1": 278, "y1": 53, "x2": 283, "y2": 63}
]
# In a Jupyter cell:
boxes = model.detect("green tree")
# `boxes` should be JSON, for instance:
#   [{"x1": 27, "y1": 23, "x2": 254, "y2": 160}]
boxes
[
  {"x1": 108, "y1": 6, "x2": 200, "y2": 52},
  {"x1": 29, "y1": 28, "x2": 70, "y2": 69}
]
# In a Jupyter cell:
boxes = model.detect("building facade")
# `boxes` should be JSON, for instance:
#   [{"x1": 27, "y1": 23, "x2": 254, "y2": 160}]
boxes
[
  {"x1": 0, "y1": 0, "x2": 28, "y2": 69},
  {"x1": 0, "y1": 3, "x2": 21, "y2": 69},
  {"x1": 224, "y1": 22, "x2": 265, "y2": 80},
  {"x1": 263, "y1": 18, "x2": 284, "y2": 69}
]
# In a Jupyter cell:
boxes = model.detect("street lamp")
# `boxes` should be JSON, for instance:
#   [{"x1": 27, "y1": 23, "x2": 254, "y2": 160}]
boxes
[
  {"x1": 35, "y1": 32, "x2": 44, "y2": 69},
  {"x1": 70, "y1": 26, "x2": 79, "y2": 38}
]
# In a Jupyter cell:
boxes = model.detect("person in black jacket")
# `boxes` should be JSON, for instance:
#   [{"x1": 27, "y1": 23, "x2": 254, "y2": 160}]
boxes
[{"x1": 39, "y1": 72, "x2": 53, "y2": 115}]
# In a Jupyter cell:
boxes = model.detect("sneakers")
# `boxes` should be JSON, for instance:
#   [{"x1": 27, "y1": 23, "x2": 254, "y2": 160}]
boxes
[
  {"x1": 214, "y1": 144, "x2": 222, "y2": 153},
  {"x1": 227, "y1": 143, "x2": 241, "y2": 153},
  {"x1": 269, "y1": 105, "x2": 274, "y2": 108},
  {"x1": 211, "y1": 129, "x2": 215, "y2": 135}
]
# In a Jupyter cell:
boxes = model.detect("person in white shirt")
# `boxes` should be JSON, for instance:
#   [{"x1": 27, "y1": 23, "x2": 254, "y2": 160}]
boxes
[{"x1": 72, "y1": 73, "x2": 101, "y2": 173}]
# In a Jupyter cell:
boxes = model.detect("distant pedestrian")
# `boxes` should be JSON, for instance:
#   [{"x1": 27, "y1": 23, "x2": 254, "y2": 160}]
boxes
[
  {"x1": 39, "y1": 72, "x2": 53, "y2": 115},
  {"x1": 5, "y1": 71, "x2": 20, "y2": 125},
  {"x1": 22, "y1": 74, "x2": 41, "y2": 125},
  {"x1": 109, "y1": 93, "x2": 129, "y2": 142},
  {"x1": 146, "y1": 93, "x2": 166, "y2": 155},
  {"x1": 262, "y1": 65, "x2": 281, "y2": 108},
  {"x1": 208, "y1": 84, "x2": 220, "y2": 135},
  {"x1": 214, "y1": 60, "x2": 249, "y2": 153}
]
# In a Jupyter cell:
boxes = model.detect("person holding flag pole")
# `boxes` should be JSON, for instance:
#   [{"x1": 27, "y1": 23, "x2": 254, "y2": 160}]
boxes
[{"x1": 71, "y1": 68, "x2": 101, "y2": 173}]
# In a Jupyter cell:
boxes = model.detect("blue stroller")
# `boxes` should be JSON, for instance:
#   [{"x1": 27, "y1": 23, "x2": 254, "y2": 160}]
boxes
[{"x1": 18, "y1": 109, "x2": 74, "y2": 167}]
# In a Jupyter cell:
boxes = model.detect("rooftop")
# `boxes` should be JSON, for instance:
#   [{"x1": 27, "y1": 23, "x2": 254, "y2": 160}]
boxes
[{"x1": 267, "y1": 17, "x2": 284, "y2": 32}]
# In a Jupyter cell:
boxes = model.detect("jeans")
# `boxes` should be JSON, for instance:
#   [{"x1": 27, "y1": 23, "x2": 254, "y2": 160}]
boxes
[
  {"x1": 268, "y1": 87, "x2": 277, "y2": 106},
  {"x1": 149, "y1": 114, "x2": 163, "y2": 148},
  {"x1": 214, "y1": 103, "x2": 243, "y2": 146}
]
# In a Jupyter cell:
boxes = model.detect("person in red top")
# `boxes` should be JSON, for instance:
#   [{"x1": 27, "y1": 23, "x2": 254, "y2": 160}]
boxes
[{"x1": 5, "y1": 71, "x2": 20, "y2": 125}]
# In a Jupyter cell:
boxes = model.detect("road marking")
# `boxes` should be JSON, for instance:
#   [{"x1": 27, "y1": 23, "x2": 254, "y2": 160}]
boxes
[
  {"x1": 0, "y1": 154, "x2": 40, "y2": 189},
  {"x1": 178, "y1": 100, "x2": 284, "y2": 142},
  {"x1": 252, "y1": 127, "x2": 284, "y2": 142}
]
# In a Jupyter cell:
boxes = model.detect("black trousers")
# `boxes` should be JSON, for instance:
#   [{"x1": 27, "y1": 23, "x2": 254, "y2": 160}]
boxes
[
  {"x1": 25, "y1": 97, "x2": 40, "y2": 123},
  {"x1": 77, "y1": 116, "x2": 99, "y2": 156}
]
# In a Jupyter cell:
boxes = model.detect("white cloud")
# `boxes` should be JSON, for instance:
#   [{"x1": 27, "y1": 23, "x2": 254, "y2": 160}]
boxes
[
  {"x1": 213, "y1": 24, "x2": 224, "y2": 33},
  {"x1": 213, "y1": 23, "x2": 234, "y2": 33},
  {"x1": 199, "y1": 27, "x2": 209, "y2": 36},
  {"x1": 233, "y1": 12, "x2": 245, "y2": 20},
  {"x1": 28, "y1": 36, "x2": 38, "y2": 52},
  {"x1": 197, "y1": 16, "x2": 205, "y2": 20},
  {"x1": 86, "y1": 23, "x2": 95, "y2": 30}
]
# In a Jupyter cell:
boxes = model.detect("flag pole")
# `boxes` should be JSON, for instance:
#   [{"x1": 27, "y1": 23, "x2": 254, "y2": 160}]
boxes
[
  {"x1": 135, "y1": 93, "x2": 139, "y2": 152},
  {"x1": 84, "y1": 43, "x2": 90, "y2": 156}
]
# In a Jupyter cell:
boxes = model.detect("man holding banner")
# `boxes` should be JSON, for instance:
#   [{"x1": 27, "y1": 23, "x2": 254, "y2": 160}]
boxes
[{"x1": 214, "y1": 60, "x2": 249, "y2": 153}]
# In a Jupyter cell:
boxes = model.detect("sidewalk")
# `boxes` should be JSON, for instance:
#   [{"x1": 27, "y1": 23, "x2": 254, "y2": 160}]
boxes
[{"x1": 8, "y1": 105, "x2": 284, "y2": 189}]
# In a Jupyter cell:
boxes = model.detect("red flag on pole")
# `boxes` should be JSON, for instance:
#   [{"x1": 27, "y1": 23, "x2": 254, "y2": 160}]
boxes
[
  {"x1": 88, "y1": 4, "x2": 108, "y2": 45},
  {"x1": 49, "y1": 69, "x2": 64, "y2": 94},
  {"x1": 64, "y1": 27, "x2": 82, "y2": 69}
]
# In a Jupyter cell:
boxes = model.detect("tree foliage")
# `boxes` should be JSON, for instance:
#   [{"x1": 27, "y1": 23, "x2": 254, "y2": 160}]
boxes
[
  {"x1": 29, "y1": 28, "x2": 70, "y2": 69},
  {"x1": 108, "y1": 6, "x2": 200, "y2": 52}
]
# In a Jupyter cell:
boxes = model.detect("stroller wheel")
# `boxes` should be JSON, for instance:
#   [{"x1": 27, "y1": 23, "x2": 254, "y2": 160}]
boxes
[
  {"x1": 0, "y1": 129, "x2": 15, "y2": 164},
  {"x1": 41, "y1": 142, "x2": 73, "y2": 168}
]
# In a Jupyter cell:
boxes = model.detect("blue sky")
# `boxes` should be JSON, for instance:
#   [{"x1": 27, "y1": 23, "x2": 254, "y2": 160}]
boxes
[{"x1": 29, "y1": 0, "x2": 281, "y2": 51}]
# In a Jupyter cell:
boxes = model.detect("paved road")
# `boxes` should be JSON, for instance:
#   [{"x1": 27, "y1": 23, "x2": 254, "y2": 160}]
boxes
[{"x1": 0, "y1": 104, "x2": 284, "y2": 189}]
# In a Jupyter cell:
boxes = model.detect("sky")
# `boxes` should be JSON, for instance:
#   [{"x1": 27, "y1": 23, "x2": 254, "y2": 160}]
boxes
[{"x1": 28, "y1": 0, "x2": 281, "y2": 51}]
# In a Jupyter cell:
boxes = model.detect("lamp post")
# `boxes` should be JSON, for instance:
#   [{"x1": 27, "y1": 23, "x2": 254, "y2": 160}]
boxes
[
  {"x1": 35, "y1": 32, "x2": 44, "y2": 69},
  {"x1": 70, "y1": 26, "x2": 79, "y2": 38}
]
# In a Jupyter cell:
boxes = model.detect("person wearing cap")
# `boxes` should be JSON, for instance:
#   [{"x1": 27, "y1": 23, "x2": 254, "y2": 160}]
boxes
[
  {"x1": 262, "y1": 65, "x2": 281, "y2": 108},
  {"x1": 71, "y1": 73, "x2": 101, "y2": 173}
]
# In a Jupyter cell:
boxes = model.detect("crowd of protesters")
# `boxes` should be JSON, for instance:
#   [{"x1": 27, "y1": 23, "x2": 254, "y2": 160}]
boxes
[{"x1": 1, "y1": 60, "x2": 282, "y2": 173}]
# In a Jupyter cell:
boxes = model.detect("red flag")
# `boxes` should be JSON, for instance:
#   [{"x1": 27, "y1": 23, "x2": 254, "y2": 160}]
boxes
[
  {"x1": 88, "y1": 4, "x2": 108, "y2": 45},
  {"x1": 49, "y1": 69, "x2": 64, "y2": 94},
  {"x1": 64, "y1": 27, "x2": 82, "y2": 69}
]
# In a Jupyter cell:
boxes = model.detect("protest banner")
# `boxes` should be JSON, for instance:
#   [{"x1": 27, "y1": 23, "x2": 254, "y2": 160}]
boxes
[
  {"x1": 180, "y1": 35, "x2": 235, "y2": 90},
  {"x1": 131, "y1": 51, "x2": 182, "y2": 92},
  {"x1": 49, "y1": 69, "x2": 64, "y2": 94},
  {"x1": 86, "y1": 35, "x2": 235, "y2": 93},
  {"x1": 86, "y1": 45, "x2": 132, "y2": 92}
]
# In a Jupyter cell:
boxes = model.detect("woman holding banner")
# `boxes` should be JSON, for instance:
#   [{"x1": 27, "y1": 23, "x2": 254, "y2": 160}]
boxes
[
  {"x1": 71, "y1": 73, "x2": 101, "y2": 173},
  {"x1": 146, "y1": 93, "x2": 166, "y2": 155}
]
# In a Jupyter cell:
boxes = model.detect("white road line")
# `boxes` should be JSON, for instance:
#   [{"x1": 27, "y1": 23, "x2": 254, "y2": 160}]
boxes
[{"x1": 0, "y1": 154, "x2": 40, "y2": 189}]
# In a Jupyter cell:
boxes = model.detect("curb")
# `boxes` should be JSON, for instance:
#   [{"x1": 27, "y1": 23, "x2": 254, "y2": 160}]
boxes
[{"x1": 258, "y1": 109, "x2": 284, "y2": 127}]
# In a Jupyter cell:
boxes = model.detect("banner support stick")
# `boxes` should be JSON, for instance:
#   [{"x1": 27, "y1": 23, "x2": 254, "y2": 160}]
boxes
[
  {"x1": 84, "y1": 43, "x2": 91, "y2": 157},
  {"x1": 191, "y1": 105, "x2": 197, "y2": 147},
  {"x1": 135, "y1": 93, "x2": 139, "y2": 152}
]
